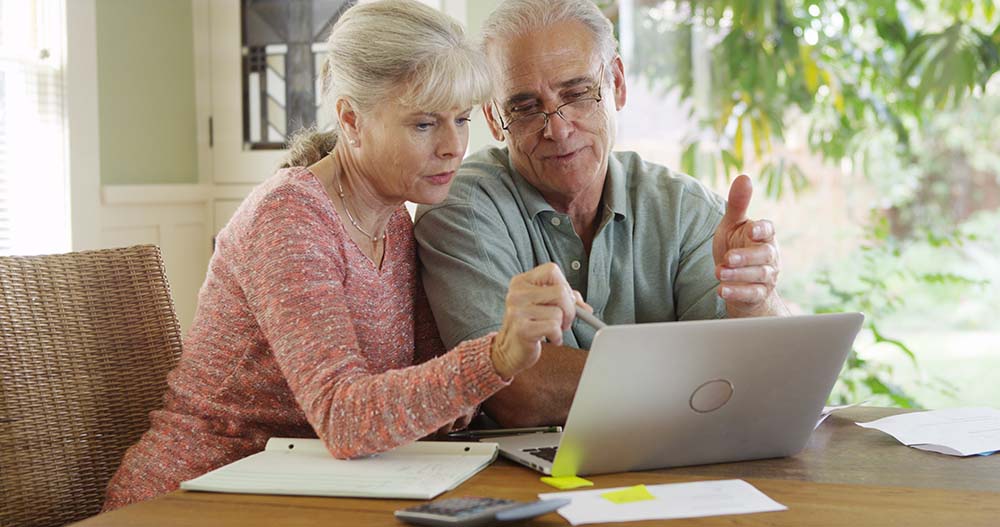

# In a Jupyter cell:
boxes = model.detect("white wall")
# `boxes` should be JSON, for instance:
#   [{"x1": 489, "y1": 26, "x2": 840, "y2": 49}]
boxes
[{"x1": 68, "y1": 0, "x2": 504, "y2": 336}]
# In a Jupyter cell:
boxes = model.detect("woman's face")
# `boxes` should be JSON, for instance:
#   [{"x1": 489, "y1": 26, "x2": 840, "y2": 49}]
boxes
[{"x1": 352, "y1": 98, "x2": 472, "y2": 205}]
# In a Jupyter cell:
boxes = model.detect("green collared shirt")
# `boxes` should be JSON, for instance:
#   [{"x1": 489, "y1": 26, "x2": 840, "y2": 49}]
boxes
[{"x1": 414, "y1": 146, "x2": 726, "y2": 351}]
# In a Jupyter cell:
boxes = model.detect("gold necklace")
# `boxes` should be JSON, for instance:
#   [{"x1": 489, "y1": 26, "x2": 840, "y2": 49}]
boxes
[{"x1": 336, "y1": 173, "x2": 386, "y2": 246}]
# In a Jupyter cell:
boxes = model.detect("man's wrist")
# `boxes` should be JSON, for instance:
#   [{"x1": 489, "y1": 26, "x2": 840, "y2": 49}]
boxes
[{"x1": 726, "y1": 292, "x2": 789, "y2": 318}]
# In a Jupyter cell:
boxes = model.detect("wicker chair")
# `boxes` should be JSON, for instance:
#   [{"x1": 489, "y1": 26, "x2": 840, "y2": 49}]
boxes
[{"x1": 0, "y1": 245, "x2": 183, "y2": 527}]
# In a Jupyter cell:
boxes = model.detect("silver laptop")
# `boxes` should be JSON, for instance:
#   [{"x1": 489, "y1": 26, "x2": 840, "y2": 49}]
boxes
[{"x1": 494, "y1": 312, "x2": 864, "y2": 476}]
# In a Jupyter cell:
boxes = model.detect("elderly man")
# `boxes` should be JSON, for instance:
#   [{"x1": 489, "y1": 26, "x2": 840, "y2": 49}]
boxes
[{"x1": 414, "y1": 0, "x2": 789, "y2": 427}]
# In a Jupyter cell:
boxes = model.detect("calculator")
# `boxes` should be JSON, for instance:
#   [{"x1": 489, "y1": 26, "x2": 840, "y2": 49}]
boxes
[{"x1": 394, "y1": 496, "x2": 570, "y2": 526}]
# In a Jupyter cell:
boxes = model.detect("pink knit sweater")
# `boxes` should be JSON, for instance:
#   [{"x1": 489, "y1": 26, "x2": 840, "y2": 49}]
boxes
[{"x1": 103, "y1": 168, "x2": 507, "y2": 510}]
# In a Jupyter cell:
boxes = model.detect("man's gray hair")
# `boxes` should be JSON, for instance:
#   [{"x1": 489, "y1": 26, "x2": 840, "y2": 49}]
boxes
[{"x1": 480, "y1": 0, "x2": 618, "y2": 65}]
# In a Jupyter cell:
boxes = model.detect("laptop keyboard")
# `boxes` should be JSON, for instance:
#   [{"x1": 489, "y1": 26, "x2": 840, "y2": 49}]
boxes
[{"x1": 522, "y1": 446, "x2": 558, "y2": 462}]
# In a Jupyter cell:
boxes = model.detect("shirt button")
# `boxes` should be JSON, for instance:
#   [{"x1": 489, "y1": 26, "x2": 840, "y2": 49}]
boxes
[
  {"x1": 570, "y1": 260, "x2": 582, "y2": 271},
  {"x1": 551, "y1": 217, "x2": 562, "y2": 227}
]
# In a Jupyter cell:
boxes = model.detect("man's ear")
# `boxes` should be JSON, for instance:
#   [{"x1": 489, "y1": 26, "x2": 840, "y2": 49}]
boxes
[
  {"x1": 335, "y1": 98, "x2": 361, "y2": 144},
  {"x1": 482, "y1": 102, "x2": 506, "y2": 142},
  {"x1": 611, "y1": 55, "x2": 627, "y2": 111}
]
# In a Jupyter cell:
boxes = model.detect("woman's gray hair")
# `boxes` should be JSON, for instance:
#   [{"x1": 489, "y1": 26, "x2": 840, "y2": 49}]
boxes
[
  {"x1": 283, "y1": 0, "x2": 491, "y2": 168},
  {"x1": 480, "y1": 0, "x2": 618, "y2": 68}
]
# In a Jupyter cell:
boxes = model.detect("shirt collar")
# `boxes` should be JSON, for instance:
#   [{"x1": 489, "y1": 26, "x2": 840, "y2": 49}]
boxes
[
  {"x1": 604, "y1": 153, "x2": 628, "y2": 222},
  {"x1": 505, "y1": 149, "x2": 556, "y2": 219},
  {"x1": 504, "y1": 148, "x2": 628, "y2": 222}
]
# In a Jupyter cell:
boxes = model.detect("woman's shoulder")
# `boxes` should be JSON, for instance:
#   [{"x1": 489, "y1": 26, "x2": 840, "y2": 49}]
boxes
[
  {"x1": 253, "y1": 166, "x2": 328, "y2": 206},
  {"x1": 215, "y1": 167, "x2": 340, "y2": 249},
  {"x1": 238, "y1": 168, "x2": 334, "y2": 223}
]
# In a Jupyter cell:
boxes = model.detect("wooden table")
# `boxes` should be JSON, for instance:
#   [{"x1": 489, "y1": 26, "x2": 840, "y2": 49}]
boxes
[{"x1": 73, "y1": 407, "x2": 1000, "y2": 526}]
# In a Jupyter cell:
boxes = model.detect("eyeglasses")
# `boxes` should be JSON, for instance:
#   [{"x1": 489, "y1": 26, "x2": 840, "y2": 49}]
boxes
[{"x1": 495, "y1": 65, "x2": 605, "y2": 136}]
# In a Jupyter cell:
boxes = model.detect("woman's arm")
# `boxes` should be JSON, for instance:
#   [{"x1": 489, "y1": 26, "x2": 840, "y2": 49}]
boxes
[{"x1": 239, "y1": 186, "x2": 507, "y2": 458}]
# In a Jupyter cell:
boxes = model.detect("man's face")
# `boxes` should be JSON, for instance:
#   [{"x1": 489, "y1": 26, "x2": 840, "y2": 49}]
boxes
[{"x1": 485, "y1": 20, "x2": 626, "y2": 210}]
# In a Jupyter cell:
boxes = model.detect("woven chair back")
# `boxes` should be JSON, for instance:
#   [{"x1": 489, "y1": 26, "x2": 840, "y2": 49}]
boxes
[{"x1": 0, "y1": 245, "x2": 183, "y2": 527}]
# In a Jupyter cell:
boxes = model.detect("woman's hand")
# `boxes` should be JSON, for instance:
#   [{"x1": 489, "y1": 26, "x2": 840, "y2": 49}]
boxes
[{"x1": 490, "y1": 263, "x2": 583, "y2": 381}]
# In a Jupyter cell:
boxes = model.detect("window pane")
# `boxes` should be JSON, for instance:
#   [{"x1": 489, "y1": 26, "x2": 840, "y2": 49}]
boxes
[
  {"x1": 0, "y1": 0, "x2": 68, "y2": 256},
  {"x1": 241, "y1": 0, "x2": 356, "y2": 150},
  {"x1": 615, "y1": 0, "x2": 1000, "y2": 408}
]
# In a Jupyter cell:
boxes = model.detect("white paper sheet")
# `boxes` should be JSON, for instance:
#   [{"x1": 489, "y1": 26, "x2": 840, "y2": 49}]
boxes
[
  {"x1": 537, "y1": 479, "x2": 787, "y2": 526},
  {"x1": 857, "y1": 407, "x2": 1000, "y2": 456},
  {"x1": 815, "y1": 401, "x2": 866, "y2": 429}
]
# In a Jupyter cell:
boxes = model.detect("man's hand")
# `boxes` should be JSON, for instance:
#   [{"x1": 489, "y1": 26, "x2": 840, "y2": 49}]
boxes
[{"x1": 712, "y1": 175, "x2": 789, "y2": 317}]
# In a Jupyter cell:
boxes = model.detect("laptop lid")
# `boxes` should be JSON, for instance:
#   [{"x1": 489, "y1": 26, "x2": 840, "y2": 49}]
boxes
[{"x1": 495, "y1": 312, "x2": 863, "y2": 477}]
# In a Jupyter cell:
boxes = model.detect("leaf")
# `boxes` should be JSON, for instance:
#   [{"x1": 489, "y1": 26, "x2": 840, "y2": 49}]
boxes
[
  {"x1": 862, "y1": 376, "x2": 892, "y2": 396},
  {"x1": 977, "y1": 30, "x2": 1000, "y2": 83},
  {"x1": 721, "y1": 149, "x2": 741, "y2": 182},
  {"x1": 763, "y1": 105, "x2": 786, "y2": 141},
  {"x1": 900, "y1": 33, "x2": 935, "y2": 86},
  {"x1": 733, "y1": 114, "x2": 745, "y2": 165},
  {"x1": 751, "y1": 114, "x2": 765, "y2": 159},
  {"x1": 761, "y1": 161, "x2": 785, "y2": 199},
  {"x1": 839, "y1": 7, "x2": 851, "y2": 34},
  {"x1": 759, "y1": 112, "x2": 774, "y2": 152},
  {"x1": 903, "y1": 23, "x2": 992, "y2": 110},
  {"x1": 827, "y1": 78, "x2": 846, "y2": 114},
  {"x1": 681, "y1": 141, "x2": 698, "y2": 178},
  {"x1": 800, "y1": 44, "x2": 820, "y2": 95},
  {"x1": 875, "y1": 18, "x2": 908, "y2": 46},
  {"x1": 910, "y1": 33, "x2": 950, "y2": 106},
  {"x1": 870, "y1": 322, "x2": 918, "y2": 366},
  {"x1": 716, "y1": 98, "x2": 737, "y2": 136},
  {"x1": 788, "y1": 161, "x2": 810, "y2": 194},
  {"x1": 887, "y1": 389, "x2": 922, "y2": 409},
  {"x1": 918, "y1": 272, "x2": 987, "y2": 287}
]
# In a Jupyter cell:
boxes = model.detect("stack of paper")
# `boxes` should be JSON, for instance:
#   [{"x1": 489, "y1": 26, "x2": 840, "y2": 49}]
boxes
[
  {"x1": 857, "y1": 407, "x2": 1000, "y2": 456},
  {"x1": 180, "y1": 438, "x2": 498, "y2": 499},
  {"x1": 538, "y1": 479, "x2": 786, "y2": 525}
]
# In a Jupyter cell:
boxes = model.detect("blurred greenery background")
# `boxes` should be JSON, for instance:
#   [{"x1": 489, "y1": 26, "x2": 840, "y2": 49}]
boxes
[{"x1": 607, "y1": 0, "x2": 1000, "y2": 407}]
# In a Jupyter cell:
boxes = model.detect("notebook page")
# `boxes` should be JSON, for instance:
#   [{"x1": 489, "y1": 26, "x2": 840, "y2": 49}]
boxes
[{"x1": 180, "y1": 438, "x2": 498, "y2": 499}]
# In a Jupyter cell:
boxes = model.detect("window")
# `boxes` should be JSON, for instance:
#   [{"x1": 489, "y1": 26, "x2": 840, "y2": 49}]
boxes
[
  {"x1": 241, "y1": 0, "x2": 355, "y2": 150},
  {"x1": 614, "y1": 0, "x2": 1000, "y2": 408},
  {"x1": 0, "y1": 0, "x2": 68, "y2": 256}
]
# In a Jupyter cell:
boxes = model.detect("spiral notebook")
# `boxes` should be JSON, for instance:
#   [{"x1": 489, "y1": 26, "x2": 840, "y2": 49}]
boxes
[{"x1": 180, "y1": 437, "x2": 498, "y2": 499}]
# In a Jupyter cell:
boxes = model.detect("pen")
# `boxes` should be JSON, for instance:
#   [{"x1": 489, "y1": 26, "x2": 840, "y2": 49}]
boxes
[
  {"x1": 446, "y1": 426, "x2": 563, "y2": 439},
  {"x1": 575, "y1": 305, "x2": 607, "y2": 330}
]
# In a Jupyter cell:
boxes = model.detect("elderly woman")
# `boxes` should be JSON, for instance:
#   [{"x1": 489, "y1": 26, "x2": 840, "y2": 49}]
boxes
[{"x1": 103, "y1": 0, "x2": 582, "y2": 510}]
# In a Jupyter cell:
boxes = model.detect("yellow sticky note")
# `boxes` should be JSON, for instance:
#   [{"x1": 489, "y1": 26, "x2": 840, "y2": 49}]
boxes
[
  {"x1": 540, "y1": 476, "x2": 595, "y2": 490},
  {"x1": 601, "y1": 484, "x2": 656, "y2": 504}
]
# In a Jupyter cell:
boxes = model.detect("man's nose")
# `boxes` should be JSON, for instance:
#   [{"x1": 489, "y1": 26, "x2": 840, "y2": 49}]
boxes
[{"x1": 542, "y1": 111, "x2": 573, "y2": 141}]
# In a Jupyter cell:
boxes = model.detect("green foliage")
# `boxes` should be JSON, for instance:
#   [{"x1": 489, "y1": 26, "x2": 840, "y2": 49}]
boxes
[
  {"x1": 884, "y1": 93, "x2": 1000, "y2": 236},
  {"x1": 809, "y1": 214, "x2": 985, "y2": 407},
  {"x1": 620, "y1": 0, "x2": 1000, "y2": 408},
  {"x1": 630, "y1": 0, "x2": 1000, "y2": 196},
  {"x1": 620, "y1": 0, "x2": 1000, "y2": 407}
]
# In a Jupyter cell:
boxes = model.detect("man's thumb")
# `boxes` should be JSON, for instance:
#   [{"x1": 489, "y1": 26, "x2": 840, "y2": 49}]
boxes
[{"x1": 722, "y1": 174, "x2": 753, "y2": 226}]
